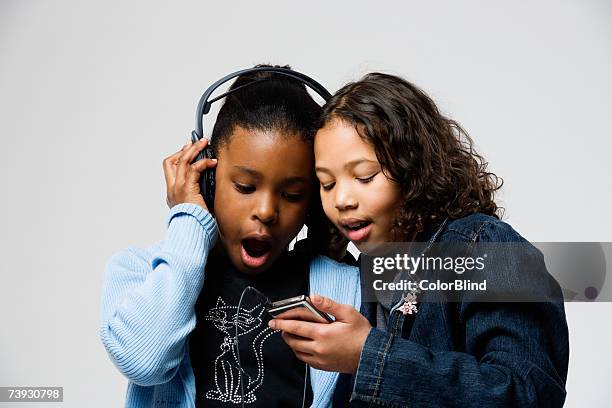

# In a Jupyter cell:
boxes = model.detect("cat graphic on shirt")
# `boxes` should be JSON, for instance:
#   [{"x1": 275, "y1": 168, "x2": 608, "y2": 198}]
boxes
[{"x1": 203, "y1": 296, "x2": 275, "y2": 404}]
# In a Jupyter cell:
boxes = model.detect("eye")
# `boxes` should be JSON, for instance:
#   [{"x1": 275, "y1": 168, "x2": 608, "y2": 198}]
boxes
[
  {"x1": 357, "y1": 173, "x2": 378, "y2": 184},
  {"x1": 321, "y1": 182, "x2": 335, "y2": 191},
  {"x1": 282, "y1": 191, "x2": 304, "y2": 202},
  {"x1": 234, "y1": 183, "x2": 255, "y2": 194}
]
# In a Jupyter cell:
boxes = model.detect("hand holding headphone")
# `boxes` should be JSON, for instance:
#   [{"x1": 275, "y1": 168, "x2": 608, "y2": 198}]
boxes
[{"x1": 163, "y1": 138, "x2": 218, "y2": 210}]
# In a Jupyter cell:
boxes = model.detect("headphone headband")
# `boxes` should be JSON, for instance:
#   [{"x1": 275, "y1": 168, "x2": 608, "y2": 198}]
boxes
[
  {"x1": 190, "y1": 66, "x2": 331, "y2": 214},
  {"x1": 194, "y1": 66, "x2": 332, "y2": 138}
]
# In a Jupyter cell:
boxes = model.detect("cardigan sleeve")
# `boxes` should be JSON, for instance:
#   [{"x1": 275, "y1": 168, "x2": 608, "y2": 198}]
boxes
[
  {"x1": 308, "y1": 255, "x2": 362, "y2": 408},
  {"x1": 99, "y1": 203, "x2": 217, "y2": 386}
]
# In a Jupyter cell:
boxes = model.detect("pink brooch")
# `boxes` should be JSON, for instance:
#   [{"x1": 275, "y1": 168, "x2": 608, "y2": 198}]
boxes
[{"x1": 398, "y1": 292, "x2": 418, "y2": 315}]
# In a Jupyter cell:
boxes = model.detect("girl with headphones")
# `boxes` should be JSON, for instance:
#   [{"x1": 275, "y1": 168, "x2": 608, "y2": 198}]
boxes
[
  {"x1": 100, "y1": 66, "x2": 360, "y2": 407},
  {"x1": 270, "y1": 73, "x2": 570, "y2": 407}
]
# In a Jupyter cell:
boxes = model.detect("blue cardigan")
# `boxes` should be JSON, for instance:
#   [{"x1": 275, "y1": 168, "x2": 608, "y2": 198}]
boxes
[{"x1": 100, "y1": 203, "x2": 361, "y2": 408}]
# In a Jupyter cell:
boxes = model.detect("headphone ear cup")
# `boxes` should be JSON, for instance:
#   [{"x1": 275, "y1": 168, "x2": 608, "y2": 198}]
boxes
[
  {"x1": 201, "y1": 146, "x2": 216, "y2": 214},
  {"x1": 191, "y1": 145, "x2": 216, "y2": 214}
]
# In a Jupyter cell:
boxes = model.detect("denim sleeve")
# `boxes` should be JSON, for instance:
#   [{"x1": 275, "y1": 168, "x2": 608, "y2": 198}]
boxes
[
  {"x1": 352, "y1": 302, "x2": 568, "y2": 407},
  {"x1": 350, "y1": 221, "x2": 569, "y2": 408}
]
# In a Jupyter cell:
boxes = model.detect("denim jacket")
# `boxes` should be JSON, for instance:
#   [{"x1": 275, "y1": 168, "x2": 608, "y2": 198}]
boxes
[{"x1": 333, "y1": 213, "x2": 569, "y2": 407}]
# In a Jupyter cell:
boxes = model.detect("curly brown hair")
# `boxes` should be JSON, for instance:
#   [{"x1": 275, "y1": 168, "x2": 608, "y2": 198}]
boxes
[{"x1": 317, "y1": 72, "x2": 503, "y2": 240}]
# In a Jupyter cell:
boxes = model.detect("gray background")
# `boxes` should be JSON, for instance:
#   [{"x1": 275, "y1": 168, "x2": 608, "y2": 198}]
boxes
[{"x1": 1, "y1": 0, "x2": 611, "y2": 406}]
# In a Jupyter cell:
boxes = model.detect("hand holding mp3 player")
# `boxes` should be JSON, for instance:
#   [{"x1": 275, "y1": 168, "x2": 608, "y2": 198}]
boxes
[
  {"x1": 267, "y1": 295, "x2": 334, "y2": 324},
  {"x1": 268, "y1": 294, "x2": 372, "y2": 374}
]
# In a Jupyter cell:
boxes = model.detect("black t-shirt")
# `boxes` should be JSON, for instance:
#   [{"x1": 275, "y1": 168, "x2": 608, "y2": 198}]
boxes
[{"x1": 190, "y1": 249, "x2": 313, "y2": 407}]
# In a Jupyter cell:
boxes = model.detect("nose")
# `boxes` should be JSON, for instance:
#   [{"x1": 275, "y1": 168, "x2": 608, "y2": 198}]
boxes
[
  {"x1": 252, "y1": 191, "x2": 279, "y2": 225},
  {"x1": 334, "y1": 181, "x2": 358, "y2": 211}
]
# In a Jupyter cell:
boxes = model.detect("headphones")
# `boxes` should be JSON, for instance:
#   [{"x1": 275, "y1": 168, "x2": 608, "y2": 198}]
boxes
[{"x1": 190, "y1": 66, "x2": 332, "y2": 213}]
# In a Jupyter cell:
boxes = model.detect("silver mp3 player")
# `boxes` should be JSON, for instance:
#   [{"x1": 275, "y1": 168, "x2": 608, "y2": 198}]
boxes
[{"x1": 267, "y1": 295, "x2": 333, "y2": 323}]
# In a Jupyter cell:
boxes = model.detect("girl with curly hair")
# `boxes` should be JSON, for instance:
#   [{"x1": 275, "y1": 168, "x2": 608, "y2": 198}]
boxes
[{"x1": 269, "y1": 73, "x2": 569, "y2": 407}]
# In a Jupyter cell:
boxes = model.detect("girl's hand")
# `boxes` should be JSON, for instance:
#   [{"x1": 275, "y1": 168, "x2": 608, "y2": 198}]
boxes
[
  {"x1": 162, "y1": 139, "x2": 217, "y2": 210},
  {"x1": 268, "y1": 294, "x2": 372, "y2": 374}
]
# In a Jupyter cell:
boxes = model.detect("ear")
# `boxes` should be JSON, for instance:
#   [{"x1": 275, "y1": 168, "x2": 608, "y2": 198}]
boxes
[
  {"x1": 244, "y1": 301, "x2": 262, "y2": 313},
  {"x1": 248, "y1": 302, "x2": 267, "y2": 318},
  {"x1": 215, "y1": 297, "x2": 226, "y2": 308}
]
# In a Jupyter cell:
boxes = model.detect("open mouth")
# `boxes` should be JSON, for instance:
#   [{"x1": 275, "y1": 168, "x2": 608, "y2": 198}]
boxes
[
  {"x1": 240, "y1": 236, "x2": 273, "y2": 269},
  {"x1": 343, "y1": 220, "x2": 372, "y2": 231},
  {"x1": 339, "y1": 219, "x2": 373, "y2": 242},
  {"x1": 242, "y1": 238, "x2": 272, "y2": 257}
]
